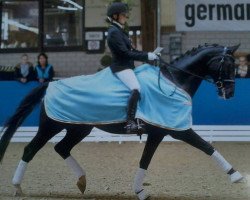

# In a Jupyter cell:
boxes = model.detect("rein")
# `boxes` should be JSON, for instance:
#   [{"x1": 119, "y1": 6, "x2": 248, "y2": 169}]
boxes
[
  {"x1": 157, "y1": 58, "x2": 213, "y2": 96},
  {"x1": 158, "y1": 58, "x2": 214, "y2": 84},
  {"x1": 156, "y1": 52, "x2": 234, "y2": 96},
  {"x1": 158, "y1": 51, "x2": 234, "y2": 84},
  {"x1": 157, "y1": 66, "x2": 176, "y2": 96}
]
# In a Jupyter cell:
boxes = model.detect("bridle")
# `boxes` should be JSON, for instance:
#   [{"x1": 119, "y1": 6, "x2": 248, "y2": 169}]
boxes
[
  {"x1": 207, "y1": 53, "x2": 235, "y2": 90},
  {"x1": 158, "y1": 47, "x2": 235, "y2": 92}
]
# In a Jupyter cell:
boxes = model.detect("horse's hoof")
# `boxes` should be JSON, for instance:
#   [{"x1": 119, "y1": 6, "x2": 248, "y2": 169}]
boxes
[
  {"x1": 230, "y1": 171, "x2": 244, "y2": 183},
  {"x1": 136, "y1": 189, "x2": 150, "y2": 200},
  {"x1": 13, "y1": 184, "x2": 24, "y2": 196},
  {"x1": 76, "y1": 175, "x2": 86, "y2": 194}
]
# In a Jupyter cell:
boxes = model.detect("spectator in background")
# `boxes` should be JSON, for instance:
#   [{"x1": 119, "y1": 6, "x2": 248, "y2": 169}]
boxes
[
  {"x1": 246, "y1": 54, "x2": 250, "y2": 65},
  {"x1": 34, "y1": 53, "x2": 54, "y2": 83},
  {"x1": 236, "y1": 56, "x2": 250, "y2": 78},
  {"x1": 14, "y1": 54, "x2": 34, "y2": 83}
]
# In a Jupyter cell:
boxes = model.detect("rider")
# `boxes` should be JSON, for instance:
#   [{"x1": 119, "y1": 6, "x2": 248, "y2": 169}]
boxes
[{"x1": 106, "y1": 2, "x2": 159, "y2": 134}]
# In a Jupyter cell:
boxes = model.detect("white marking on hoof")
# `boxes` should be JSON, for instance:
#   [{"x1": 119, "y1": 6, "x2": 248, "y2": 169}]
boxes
[
  {"x1": 76, "y1": 175, "x2": 86, "y2": 194},
  {"x1": 231, "y1": 171, "x2": 244, "y2": 183},
  {"x1": 13, "y1": 184, "x2": 24, "y2": 196},
  {"x1": 136, "y1": 189, "x2": 150, "y2": 200}
]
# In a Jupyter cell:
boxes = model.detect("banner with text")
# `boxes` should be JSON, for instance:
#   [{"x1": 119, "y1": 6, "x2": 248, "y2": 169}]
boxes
[{"x1": 176, "y1": 0, "x2": 250, "y2": 31}]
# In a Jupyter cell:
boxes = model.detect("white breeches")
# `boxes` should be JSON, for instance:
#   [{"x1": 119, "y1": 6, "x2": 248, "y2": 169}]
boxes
[{"x1": 115, "y1": 69, "x2": 141, "y2": 92}]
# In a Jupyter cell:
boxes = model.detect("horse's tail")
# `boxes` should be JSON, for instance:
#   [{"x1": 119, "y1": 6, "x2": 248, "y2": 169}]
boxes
[{"x1": 0, "y1": 82, "x2": 49, "y2": 163}]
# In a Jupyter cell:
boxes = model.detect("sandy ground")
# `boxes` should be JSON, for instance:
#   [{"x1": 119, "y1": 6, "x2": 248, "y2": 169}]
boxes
[{"x1": 0, "y1": 142, "x2": 250, "y2": 200}]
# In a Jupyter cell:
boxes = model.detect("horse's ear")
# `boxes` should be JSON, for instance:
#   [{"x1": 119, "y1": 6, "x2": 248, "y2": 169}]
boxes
[{"x1": 227, "y1": 44, "x2": 240, "y2": 54}]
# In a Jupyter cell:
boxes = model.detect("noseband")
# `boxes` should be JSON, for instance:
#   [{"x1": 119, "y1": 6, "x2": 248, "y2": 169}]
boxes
[{"x1": 207, "y1": 49, "x2": 235, "y2": 89}]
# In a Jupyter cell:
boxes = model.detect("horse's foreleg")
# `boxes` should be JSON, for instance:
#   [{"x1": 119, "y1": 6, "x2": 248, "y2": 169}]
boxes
[
  {"x1": 134, "y1": 131, "x2": 165, "y2": 200},
  {"x1": 169, "y1": 128, "x2": 243, "y2": 183},
  {"x1": 12, "y1": 107, "x2": 64, "y2": 196},
  {"x1": 54, "y1": 125, "x2": 92, "y2": 194}
]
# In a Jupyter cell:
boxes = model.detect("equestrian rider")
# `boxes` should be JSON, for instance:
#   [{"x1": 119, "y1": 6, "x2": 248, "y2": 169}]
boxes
[{"x1": 106, "y1": 2, "x2": 159, "y2": 134}]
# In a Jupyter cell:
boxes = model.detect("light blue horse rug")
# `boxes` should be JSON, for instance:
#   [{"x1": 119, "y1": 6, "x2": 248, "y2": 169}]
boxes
[{"x1": 44, "y1": 64, "x2": 192, "y2": 130}]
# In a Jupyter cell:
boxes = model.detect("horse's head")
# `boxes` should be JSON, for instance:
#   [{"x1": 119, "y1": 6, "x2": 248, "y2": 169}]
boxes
[{"x1": 207, "y1": 45, "x2": 239, "y2": 99}]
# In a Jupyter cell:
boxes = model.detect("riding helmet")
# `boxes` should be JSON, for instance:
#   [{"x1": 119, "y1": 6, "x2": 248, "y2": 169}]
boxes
[{"x1": 107, "y1": 2, "x2": 129, "y2": 17}]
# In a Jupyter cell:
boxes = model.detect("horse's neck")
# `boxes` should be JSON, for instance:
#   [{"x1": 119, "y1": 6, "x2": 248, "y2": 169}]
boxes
[
  {"x1": 163, "y1": 64, "x2": 205, "y2": 98},
  {"x1": 173, "y1": 72, "x2": 203, "y2": 97},
  {"x1": 164, "y1": 46, "x2": 223, "y2": 97}
]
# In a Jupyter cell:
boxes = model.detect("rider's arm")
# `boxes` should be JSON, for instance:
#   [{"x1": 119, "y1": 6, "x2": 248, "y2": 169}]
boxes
[{"x1": 108, "y1": 30, "x2": 148, "y2": 62}]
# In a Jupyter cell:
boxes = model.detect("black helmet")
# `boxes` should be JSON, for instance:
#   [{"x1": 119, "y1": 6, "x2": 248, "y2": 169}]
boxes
[{"x1": 107, "y1": 2, "x2": 128, "y2": 17}]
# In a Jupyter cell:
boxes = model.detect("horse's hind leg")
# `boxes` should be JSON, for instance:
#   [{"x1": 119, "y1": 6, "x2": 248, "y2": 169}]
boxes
[
  {"x1": 54, "y1": 124, "x2": 92, "y2": 194},
  {"x1": 134, "y1": 130, "x2": 166, "y2": 200},
  {"x1": 169, "y1": 128, "x2": 243, "y2": 183},
  {"x1": 12, "y1": 106, "x2": 64, "y2": 196}
]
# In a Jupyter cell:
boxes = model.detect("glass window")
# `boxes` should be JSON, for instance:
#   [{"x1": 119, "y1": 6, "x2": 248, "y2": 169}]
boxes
[
  {"x1": 44, "y1": 0, "x2": 83, "y2": 47},
  {"x1": 1, "y1": 1, "x2": 39, "y2": 49}
]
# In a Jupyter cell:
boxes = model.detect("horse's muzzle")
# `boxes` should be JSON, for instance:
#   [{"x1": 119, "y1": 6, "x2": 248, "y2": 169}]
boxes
[{"x1": 218, "y1": 81, "x2": 235, "y2": 99}]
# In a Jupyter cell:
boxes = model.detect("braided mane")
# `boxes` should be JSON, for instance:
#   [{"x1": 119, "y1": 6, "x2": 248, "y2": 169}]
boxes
[{"x1": 170, "y1": 43, "x2": 221, "y2": 64}]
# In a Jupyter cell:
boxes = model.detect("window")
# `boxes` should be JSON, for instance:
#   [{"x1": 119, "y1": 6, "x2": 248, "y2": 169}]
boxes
[
  {"x1": 44, "y1": 0, "x2": 83, "y2": 47},
  {"x1": 1, "y1": 1, "x2": 39, "y2": 49},
  {"x1": 0, "y1": 0, "x2": 84, "y2": 52},
  {"x1": 0, "y1": 0, "x2": 141, "y2": 53}
]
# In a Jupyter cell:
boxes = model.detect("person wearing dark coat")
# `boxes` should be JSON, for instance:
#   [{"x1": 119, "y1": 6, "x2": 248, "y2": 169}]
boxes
[
  {"x1": 14, "y1": 54, "x2": 34, "y2": 83},
  {"x1": 106, "y1": 2, "x2": 159, "y2": 134}
]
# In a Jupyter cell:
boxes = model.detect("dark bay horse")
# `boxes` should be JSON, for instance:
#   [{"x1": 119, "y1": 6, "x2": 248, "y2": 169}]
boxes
[{"x1": 0, "y1": 44, "x2": 243, "y2": 200}]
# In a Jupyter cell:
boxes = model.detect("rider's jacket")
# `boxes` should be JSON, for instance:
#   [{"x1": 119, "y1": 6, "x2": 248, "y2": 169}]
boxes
[{"x1": 107, "y1": 22, "x2": 148, "y2": 73}]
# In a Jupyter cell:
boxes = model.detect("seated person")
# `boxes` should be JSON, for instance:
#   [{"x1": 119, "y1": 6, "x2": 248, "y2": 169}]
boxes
[
  {"x1": 14, "y1": 54, "x2": 34, "y2": 83},
  {"x1": 34, "y1": 53, "x2": 54, "y2": 83},
  {"x1": 246, "y1": 54, "x2": 250, "y2": 76},
  {"x1": 235, "y1": 56, "x2": 250, "y2": 78}
]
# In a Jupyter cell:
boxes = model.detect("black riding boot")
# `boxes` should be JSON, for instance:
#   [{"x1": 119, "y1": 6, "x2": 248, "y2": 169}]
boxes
[{"x1": 125, "y1": 89, "x2": 143, "y2": 134}]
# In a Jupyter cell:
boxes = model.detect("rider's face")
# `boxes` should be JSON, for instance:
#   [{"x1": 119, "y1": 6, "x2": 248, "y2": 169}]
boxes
[{"x1": 118, "y1": 13, "x2": 129, "y2": 25}]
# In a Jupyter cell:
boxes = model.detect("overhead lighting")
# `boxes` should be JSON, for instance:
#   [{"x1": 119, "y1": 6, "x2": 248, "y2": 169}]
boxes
[
  {"x1": 4, "y1": 1, "x2": 20, "y2": 5},
  {"x1": 61, "y1": 0, "x2": 83, "y2": 10},
  {"x1": 57, "y1": 6, "x2": 77, "y2": 11},
  {"x1": 6, "y1": 19, "x2": 38, "y2": 34}
]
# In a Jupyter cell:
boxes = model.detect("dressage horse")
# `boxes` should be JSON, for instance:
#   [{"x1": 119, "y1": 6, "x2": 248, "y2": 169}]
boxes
[{"x1": 0, "y1": 44, "x2": 243, "y2": 200}]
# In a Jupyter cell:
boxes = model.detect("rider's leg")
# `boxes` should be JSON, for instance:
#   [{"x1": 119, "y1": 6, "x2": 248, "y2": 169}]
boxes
[
  {"x1": 115, "y1": 69, "x2": 142, "y2": 134},
  {"x1": 54, "y1": 125, "x2": 92, "y2": 194},
  {"x1": 134, "y1": 129, "x2": 166, "y2": 198},
  {"x1": 126, "y1": 89, "x2": 141, "y2": 133},
  {"x1": 169, "y1": 128, "x2": 243, "y2": 183}
]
